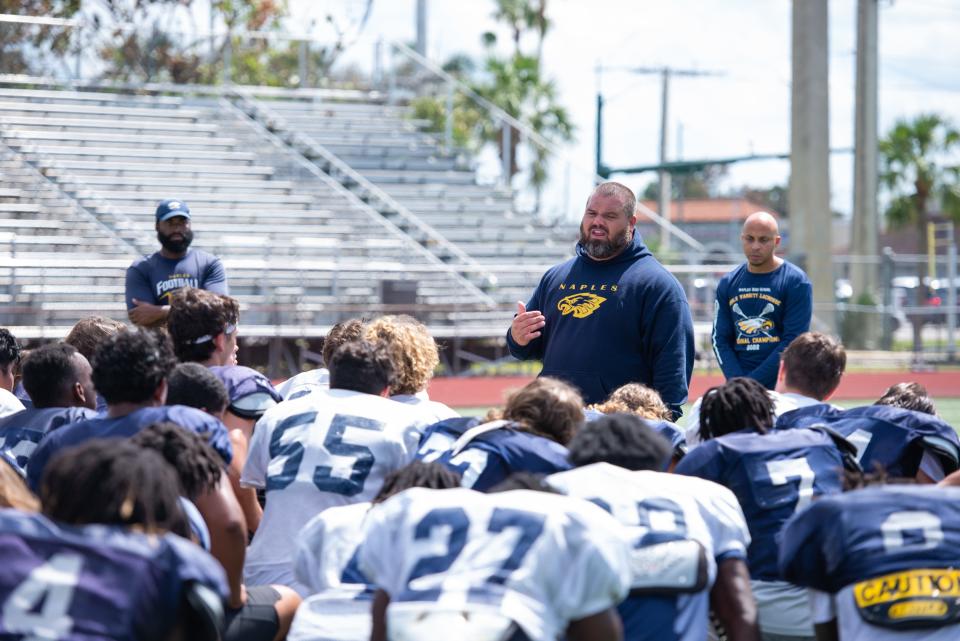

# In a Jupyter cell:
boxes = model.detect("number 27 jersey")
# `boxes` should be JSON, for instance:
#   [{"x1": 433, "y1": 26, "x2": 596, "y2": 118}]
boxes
[{"x1": 358, "y1": 487, "x2": 632, "y2": 641}]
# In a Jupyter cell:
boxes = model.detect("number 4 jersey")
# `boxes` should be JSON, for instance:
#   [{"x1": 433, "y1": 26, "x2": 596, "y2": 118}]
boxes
[
  {"x1": 779, "y1": 486, "x2": 960, "y2": 641},
  {"x1": 358, "y1": 487, "x2": 633, "y2": 641},
  {"x1": 241, "y1": 388, "x2": 426, "y2": 592},
  {"x1": 0, "y1": 509, "x2": 228, "y2": 641}
]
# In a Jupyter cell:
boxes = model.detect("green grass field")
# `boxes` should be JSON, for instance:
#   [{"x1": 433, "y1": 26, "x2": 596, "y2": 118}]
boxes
[{"x1": 457, "y1": 398, "x2": 960, "y2": 433}]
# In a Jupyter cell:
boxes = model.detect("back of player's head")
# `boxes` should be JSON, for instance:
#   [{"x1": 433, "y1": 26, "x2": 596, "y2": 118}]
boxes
[
  {"x1": 92, "y1": 328, "x2": 177, "y2": 405},
  {"x1": 590, "y1": 383, "x2": 672, "y2": 421},
  {"x1": 589, "y1": 181, "x2": 637, "y2": 219},
  {"x1": 372, "y1": 461, "x2": 462, "y2": 504},
  {"x1": 781, "y1": 332, "x2": 846, "y2": 400},
  {"x1": 21, "y1": 343, "x2": 86, "y2": 409},
  {"x1": 364, "y1": 315, "x2": 440, "y2": 396},
  {"x1": 875, "y1": 382, "x2": 936, "y2": 415},
  {"x1": 568, "y1": 413, "x2": 672, "y2": 471},
  {"x1": 166, "y1": 362, "x2": 229, "y2": 415},
  {"x1": 0, "y1": 328, "x2": 21, "y2": 384},
  {"x1": 503, "y1": 377, "x2": 584, "y2": 445},
  {"x1": 64, "y1": 315, "x2": 126, "y2": 362},
  {"x1": 0, "y1": 458, "x2": 39, "y2": 511},
  {"x1": 131, "y1": 422, "x2": 223, "y2": 501},
  {"x1": 699, "y1": 377, "x2": 775, "y2": 441},
  {"x1": 328, "y1": 340, "x2": 394, "y2": 395},
  {"x1": 40, "y1": 439, "x2": 188, "y2": 537},
  {"x1": 167, "y1": 288, "x2": 240, "y2": 363},
  {"x1": 321, "y1": 318, "x2": 366, "y2": 367},
  {"x1": 488, "y1": 473, "x2": 560, "y2": 494}
]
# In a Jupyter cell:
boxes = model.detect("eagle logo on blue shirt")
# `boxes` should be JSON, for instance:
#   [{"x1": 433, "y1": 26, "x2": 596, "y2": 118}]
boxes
[
  {"x1": 733, "y1": 302, "x2": 776, "y2": 337},
  {"x1": 558, "y1": 293, "x2": 606, "y2": 319}
]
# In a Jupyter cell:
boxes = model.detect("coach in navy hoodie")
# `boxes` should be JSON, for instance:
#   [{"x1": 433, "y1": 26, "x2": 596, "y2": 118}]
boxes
[{"x1": 507, "y1": 182, "x2": 694, "y2": 419}]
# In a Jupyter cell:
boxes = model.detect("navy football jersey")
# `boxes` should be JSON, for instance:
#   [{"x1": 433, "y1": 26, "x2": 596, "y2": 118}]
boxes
[
  {"x1": 415, "y1": 417, "x2": 482, "y2": 462},
  {"x1": 0, "y1": 407, "x2": 99, "y2": 477},
  {"x1": 418, "y1": 420, "x2": 571, "y2": 491},
  {"x1": 780, "y1": 486, "x2": 960, "y2": 640},
  {"x1": 26, "y1": 405, "x2": 233, "y2": 491},
  {"x1": 648, "y1": 419, "x2": 688, "y2": 462},
  {"x1": 777, "y1": 404, "x2": 960, "y2": 478},
  {"x1": 0, "y1": 509, "x2": 228, "y2": 640},
  {"x1": 675, "y1": 427, "x2": 846, "y2": 581}
]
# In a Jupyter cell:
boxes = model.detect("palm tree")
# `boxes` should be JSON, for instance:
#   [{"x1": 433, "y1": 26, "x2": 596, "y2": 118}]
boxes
[{"x1": 879, "y1": 113, "x2": 960, "y2": 353}]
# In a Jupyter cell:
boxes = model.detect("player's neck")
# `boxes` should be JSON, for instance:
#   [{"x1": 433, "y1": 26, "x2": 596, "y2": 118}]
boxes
[
  {"x1": 746, "y1": 255, "x2": 783, "y2": 274},
  {"x1": 160, "y1": 247, "x2": 188, "y2": 260}
]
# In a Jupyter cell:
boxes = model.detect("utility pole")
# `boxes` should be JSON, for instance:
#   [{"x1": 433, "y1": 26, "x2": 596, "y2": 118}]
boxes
[
  {"x1": 596, "y1": 66, "x2": 721, "y2": 253},
  {"x1": 851, "y1": 0, "x2": 880, "y2": 344},
  {"x1": 416, "y1": 0, "x2": 428, "y2": 57},
  {"x1": 790, "y1": 0, "x2": 834, "y2": 332}
]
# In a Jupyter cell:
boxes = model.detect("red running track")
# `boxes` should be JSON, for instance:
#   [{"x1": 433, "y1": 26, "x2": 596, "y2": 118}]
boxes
[{"x1": 426, "y1": 372, "x2": 960, "y2": 408}]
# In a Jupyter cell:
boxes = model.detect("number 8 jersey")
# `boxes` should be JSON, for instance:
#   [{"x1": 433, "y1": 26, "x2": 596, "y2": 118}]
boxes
[
  {"x1": 358, "y1": 487, "x2": 632, "y2": 641},
  {"x1": 242, "y1": 388, "x2": 426, "y2": 592}
]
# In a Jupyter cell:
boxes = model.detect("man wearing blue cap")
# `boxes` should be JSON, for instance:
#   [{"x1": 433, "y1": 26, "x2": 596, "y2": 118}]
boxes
[{"x1": 125, "y1": 198, "x2": 229, "y2": 327}]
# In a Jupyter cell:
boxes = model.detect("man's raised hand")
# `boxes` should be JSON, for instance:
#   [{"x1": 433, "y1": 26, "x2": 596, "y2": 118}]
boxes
[{"x1": 510, "y1": 301, "x2": 546, "y2": 347}]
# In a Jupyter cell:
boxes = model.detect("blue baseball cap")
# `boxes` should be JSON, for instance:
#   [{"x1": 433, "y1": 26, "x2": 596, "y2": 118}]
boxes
[
  {"x1": 155, "y1": 199, "x2": 191, "y2": 222},
  {"x1": 209, "y1": 365, "x2": 282, "y2": 419}
]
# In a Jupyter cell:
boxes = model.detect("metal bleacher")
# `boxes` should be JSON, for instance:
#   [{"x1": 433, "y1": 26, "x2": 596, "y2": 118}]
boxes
[{"x1": 0, "y1": 85, "x2": 500, "y2": 337}]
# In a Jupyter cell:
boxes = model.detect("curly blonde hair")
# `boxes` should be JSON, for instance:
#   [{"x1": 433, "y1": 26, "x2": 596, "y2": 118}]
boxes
[
  {"x1": 589, "y1": 383, "x2": 672, "y2": 421},
  {"x1": 363, "y1": 315, "x2": 439, "y2": 396}
]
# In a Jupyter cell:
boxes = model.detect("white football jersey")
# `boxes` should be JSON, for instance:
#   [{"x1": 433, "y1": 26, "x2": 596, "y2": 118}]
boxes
[
  {"x1": 547, "y1": 463, "x2": 751, "y2": 641},
  {"x1": 242, "y1": 389, "x2": 425, "y2": 590},
  {"x1": 358, "y1": 487, "x2": 632, "y2": 641},
  {"x1": 390, "y1": 394, "x2": 460, "y2": 424}
]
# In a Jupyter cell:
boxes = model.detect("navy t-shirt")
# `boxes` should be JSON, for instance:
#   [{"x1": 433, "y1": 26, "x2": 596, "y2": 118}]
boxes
[
  {"x1": 26, "y1": 405, "x2": 233, "y2": 491},
  {"x1": 125, "y1": 249, "x2": 228, "y2": 308},
  {"x1": 712, "y1": 260, "x2": 812, "y2": 389},
  {"x1": 0, "y1": 407, "x2": 99, "y2": 477}
]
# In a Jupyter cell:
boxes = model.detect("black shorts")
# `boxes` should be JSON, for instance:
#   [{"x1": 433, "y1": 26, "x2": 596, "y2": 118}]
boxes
[{"x1": 224, "y1": 585, "x2": 280, "y2": 641}]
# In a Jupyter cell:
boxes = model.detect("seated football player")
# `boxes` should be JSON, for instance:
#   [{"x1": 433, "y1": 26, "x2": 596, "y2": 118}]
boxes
[
  {"x1": 289, "y1": 461, "x2": 462, "y2": 641},
  {"x1": 210, "y1": 364, "x2": 284, "y2": 536},
  {"x1": 586, "y1": 383, "x2": 688, "y2": 471},
  {"x1": 686, "y1": 332, "x2": 847, "y2": 445},
  {"x1": 418, "y1": 377, "x2": 580, "y2": 490},
  {"x1": 132, "y1": 423, "x2": 301, "y2": 641},
  {"x1": 551, "y1": 413, "x2": 759, "y2": 641},
  {"x1": 777, "y1": 393, "x2": 959, "y2": 483},
  {"x1": 780, "y1": 483, "x2": 960, "y2": 641},
  {"x1": 241, "y1": 340, "x2": 427, "y2": 593},
  {"x1": 676, "y1": 377, "x2": 856, "y2": 641},
  {"x1": 61, "y1": 315, "x2": 127, "y2": 412},
  {"x1": 25, "y1": 328, "x2": 233, "y2": 492},
  {"x1": 167, "y1": 287, "x2": 240, "y2": 367},
  {"x1": 0, "y1": 343, "x2": 98, "y2": 477},
  {"x1": 363, "y1": 315, "x2": 459, "y2": 422},
  {"x1": 874, "y1": 382, "x2": 937, "y2": 415},
  {"x1": 358, "y1": 475, "x2": 632, "y2": 641},
  {"x1": 0, "y1": 438, "x2": 230, "y2": 641},
  {"x1": 0, "y1": 328, "x2": 24, "y2": 417},
  {"x1": 276, "y1": 318, "x2": 365, "y2": 400}
]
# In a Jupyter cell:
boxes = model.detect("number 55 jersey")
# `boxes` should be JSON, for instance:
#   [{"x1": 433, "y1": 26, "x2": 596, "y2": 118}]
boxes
[
  {"x1": 358, "y1": 487, "x2": 633, "y2": 641},
  {"x1": 779, "y1": 486, "x2": 960, "y2": 641},
  {"x1": 241, "y1": 388, "x2": 427, "y2": 592}
]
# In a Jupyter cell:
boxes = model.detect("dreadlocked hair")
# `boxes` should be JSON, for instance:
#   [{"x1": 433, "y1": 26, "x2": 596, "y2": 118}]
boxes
[
  {"x1": 131, "y1": 423, "x2": 223, "y2": 500},
  {"x1": 372, "y1": 461, "x2": 462, "y2": 504},
  {"x1": 699, "y1": 377, "x2": 775, "y2": 442},
  {"x1": 40, "y1": 439, "x2": 189, "y2": 537}
]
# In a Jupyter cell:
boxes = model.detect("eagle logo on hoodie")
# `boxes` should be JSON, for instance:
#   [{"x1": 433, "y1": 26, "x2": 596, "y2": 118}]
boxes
[{"x1": 558, "y1": 293, "x2": 607, "y2": 319}]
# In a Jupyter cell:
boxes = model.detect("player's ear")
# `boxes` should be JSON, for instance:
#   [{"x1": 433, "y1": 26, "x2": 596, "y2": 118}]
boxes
[
  {"x1": 379, "y1": 385, "x2": 391, "y2": 399},
  {"x1": 73, "y1": 380, "x2": 87, "y2": 406},
  {"x1": 155, "y1": 378, "x2": 169, "y2": 406}
]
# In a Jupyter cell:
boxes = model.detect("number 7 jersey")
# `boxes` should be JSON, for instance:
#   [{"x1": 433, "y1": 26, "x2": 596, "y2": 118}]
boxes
[
  {"x1": 358, "y1": 487, "x2": 633, "y2": 641},
  {"x1": 241, "y1": 388, "x2": 426, "y2": 591}
]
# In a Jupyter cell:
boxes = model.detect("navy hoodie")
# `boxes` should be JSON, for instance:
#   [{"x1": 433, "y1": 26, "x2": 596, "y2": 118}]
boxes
[{"x1": 506, "y1": 232, "x2": 694, "y2": 416}]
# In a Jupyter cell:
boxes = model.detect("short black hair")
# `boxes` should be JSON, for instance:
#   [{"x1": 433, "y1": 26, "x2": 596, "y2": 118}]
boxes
[
  {"x1": 328, "y1": 340, "x2": 394, "y2": 395},
  {"x1": 166, "y1": 363, "x2": 229, "y2": 414},
  {"x1": 40, "y1": 439, "x2": 188, "y2": 537},
  {"x1": 131, "y1": 422, "x2": 223, "y2": 500},
  {"x1": 92, "y1": 329, "x2": 177, "y2": 405},
  {"x1": 372, "y1": 461, "x2": 462, "y2": 504},
  {"x1": 488, "y1": 472, "x2": 560, "y2": 494},
  {"x1": 699, "y1": 377, "x2": 775, "y2": 441},
  {"x1": 568, "y1": 413, "x2": 672, "y2": 471},
  {"x1": 0, "y1": 328, "x2": 21, "y2": 370},
  {"x1": 21, "y1": 343, "x2": 82, "y2": 409}
]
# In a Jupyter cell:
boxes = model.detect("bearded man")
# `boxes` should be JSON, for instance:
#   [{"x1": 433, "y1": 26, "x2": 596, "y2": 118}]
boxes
[
  {"x1": 507, "y1": 182, "x2": 694, "y2": 419},
  {"x1": 125, "y1": 199, "x2": 229, "y2": 327}
]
